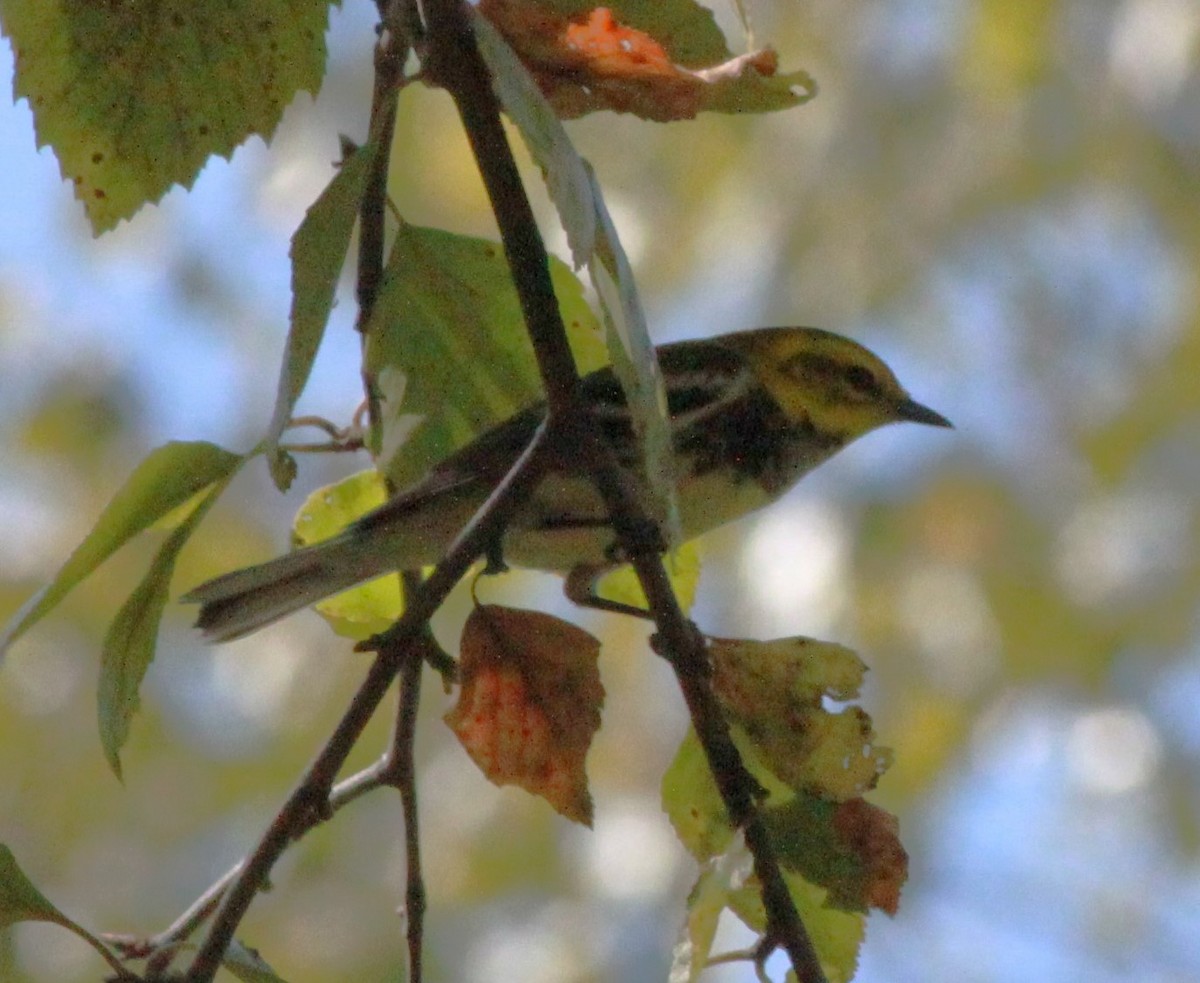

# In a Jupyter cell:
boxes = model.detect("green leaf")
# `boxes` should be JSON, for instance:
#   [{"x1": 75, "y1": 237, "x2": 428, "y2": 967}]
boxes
[
  {"x1": 764, "y1": 796, "x2": 908, "y2": 916},
  {"x1": 663, "y1": 724, "x2": 794, "y2": 862},
  {"x1": 1, "y1": 441, "x2": 244, "y2": 656},
  {"x1": 292, "y1": 470, "x2": 403, "y2": 640},
  {"x1": 699, "y1": 61, "x2": 818, "y2": 116},
  {"x1": 0, "y1": 846, "x2": 131, "y2": 977},
  {"x1": 670, "y1": 852, "x2": 750, "y2": 983},
  {"x1": 99, "y1": 478, "x2": 234, "y2": 779},
  {"x1": 672, "y1": 841, "x2": 866, "y2": 983},
  {"x1": 596, "y1": 541, "x2": 701, "y2": 613},
  {"x1": 0, "y1": 844, "x2": 63, "y2": 928},
  {"x1": 265, "y1": 140, "x2": 378, "y2": 490},
  {"x1": 727, "y1": 867, "x2": 865, "y2": 983},
  {"x1": 1, "y1": 0, "x2": 336, "y2": 233},
  {"x1": 761, "y1": 795, "x2": 857, "y2": 905},
  {"x1": 364, "y1": 224, "x2": 605, "y2": 488},
  {"x1": 661, "y1": 728, "x2": 736, "y2": 861}
]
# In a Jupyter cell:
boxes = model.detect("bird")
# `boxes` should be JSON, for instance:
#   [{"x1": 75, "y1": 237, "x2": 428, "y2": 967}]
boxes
[{"x1": 185, "y1": 326, "x2": 952, "y2": 641}]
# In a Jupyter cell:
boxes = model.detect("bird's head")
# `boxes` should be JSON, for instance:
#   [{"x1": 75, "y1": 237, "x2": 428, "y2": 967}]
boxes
[{"x1": 721, "y1": 326, "x2": 953, "y2": 441}]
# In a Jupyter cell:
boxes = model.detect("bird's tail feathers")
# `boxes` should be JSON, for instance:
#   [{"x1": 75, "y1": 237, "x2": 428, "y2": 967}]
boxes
[{"x1": 183, "y1": 535, "x2": 386, "y2": 642}]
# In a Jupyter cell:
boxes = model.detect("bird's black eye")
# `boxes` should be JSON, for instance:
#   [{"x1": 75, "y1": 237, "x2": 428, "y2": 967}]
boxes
[{"x1": 843, "y1": 364, "x2": 876, "y2": 393}]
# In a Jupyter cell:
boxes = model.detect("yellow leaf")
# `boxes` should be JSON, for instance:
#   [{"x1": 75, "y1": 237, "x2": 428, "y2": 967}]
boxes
[{"x1": 710, "y1": 635, "x2": 891, "y2": 801}]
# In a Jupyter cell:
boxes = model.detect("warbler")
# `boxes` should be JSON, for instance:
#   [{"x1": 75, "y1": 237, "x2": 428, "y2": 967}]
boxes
[{"x1": 186, "y1": 327, "x2": 951, "y2": 641}]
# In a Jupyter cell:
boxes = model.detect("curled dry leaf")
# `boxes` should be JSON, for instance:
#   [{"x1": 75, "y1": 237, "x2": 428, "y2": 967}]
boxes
[
  {"x1": 446, "y1": 605, "x2": 604, "y2": 825},
  {"x1": 479, "y1": 1, "x2": 810, "y2": 121}
]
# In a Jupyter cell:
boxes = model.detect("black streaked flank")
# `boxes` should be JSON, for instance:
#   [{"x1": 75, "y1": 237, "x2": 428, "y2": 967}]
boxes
[{"x1": 674, "y1": 385, "x2": 844, "y2": 494}]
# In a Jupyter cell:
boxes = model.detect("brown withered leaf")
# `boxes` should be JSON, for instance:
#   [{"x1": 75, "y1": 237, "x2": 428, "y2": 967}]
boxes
[
  {"x1": 445, "y1": 605, "x2": 604, "y2": 825},
  {"x1": 478, "y1": 1, "x2": 812, "y2": 121}
]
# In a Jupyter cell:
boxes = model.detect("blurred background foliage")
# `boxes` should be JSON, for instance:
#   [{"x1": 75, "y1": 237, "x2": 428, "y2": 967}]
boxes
[{"x1": 2, "y1": 0, "x2": 1199, "y2": 980}]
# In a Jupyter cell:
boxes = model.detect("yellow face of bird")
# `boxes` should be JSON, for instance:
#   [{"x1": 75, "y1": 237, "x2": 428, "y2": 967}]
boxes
[{"x1": 719, "y1": 326, "x2": 952, "y2": 440}]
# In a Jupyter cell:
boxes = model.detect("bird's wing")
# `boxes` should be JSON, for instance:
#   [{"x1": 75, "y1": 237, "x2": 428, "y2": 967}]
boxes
[
  {"x1": 353, "y1": 337, "x2": 756, "y2": 533},
  {"x1": 573, "y1": 338, "x2": 757, "y2": 463},
  {"x1": 350, "y1": 403, "x2": 547, "y2": 536}
]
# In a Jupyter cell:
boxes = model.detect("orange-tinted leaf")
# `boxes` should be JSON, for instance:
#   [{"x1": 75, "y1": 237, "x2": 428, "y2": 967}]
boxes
[
  {"x1": 501, "y1": 0, "x2": 730, "y2": 67},
  {"x1": 831, "y1": 799, "x2": 908, "y2": 916},
  {"x1": 446, "y1": 605, "x2": 604, "y2": 825},
  {"x1": 478, "y1": 1, "x2": 813, "y2": 120},
  {"x1": 763, "y1": 793, "x2": 908, "y2": 916},
  {"x1": 565, "y1": 7, "x2": 669, "y2": 64}
]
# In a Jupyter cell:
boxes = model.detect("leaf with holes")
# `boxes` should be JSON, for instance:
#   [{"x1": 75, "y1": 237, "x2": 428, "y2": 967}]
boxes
[
  {"x1": 446, "y1": 605, "x2": 604, "y2": 825},
  {"x1": 710, "y1": 635, "x2": 892, "y2": 801},
  {"x1": 3, "y1": 0, "x2": 336, "y2": 232}
]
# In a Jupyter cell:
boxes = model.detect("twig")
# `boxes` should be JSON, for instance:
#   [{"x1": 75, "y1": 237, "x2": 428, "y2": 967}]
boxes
[
  {"x1": 280, "y1": 413, "x2": 367, "y2": 454},
  {"x1": 585, "y1": 441, "x2": 826, "y2": 983},
  {"x1": 356, "y1": 0, "x2": 407, "y2": 440},
  {"x1": 183, "y1": 653, "x2": 405, "y2": 981},
  {"x1": 356, "y1": 11, "x2": 403, "y2": 337},
  {"x1": 385, "y1": 569, "x2": 429, "y2": 983},
  {"x1": 111, "y1": 760, "x2": 392, "y2": 972},
  {"x1": 284, "y1": 414, "x2": 350, "y2": 441},
  {"x1": 277, "y1": 438, "x2": 366, "y2": 454}
]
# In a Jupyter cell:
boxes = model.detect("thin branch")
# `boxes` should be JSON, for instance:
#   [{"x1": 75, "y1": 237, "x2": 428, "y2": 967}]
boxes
[
  {"x1": 183, "y1": 653, "x2": 405, "y2": 982},
  {"x1": 356, "y1": 2, "x2": 406, "y2": 441},
  {"x1": 279, "y1": 414, "x2": 367, "y2": 454},
  {"x1": 356, "y1": 18, "x2": 403, "y2": 335},
  {"x1": 111, "y1": 759, "x2": 393, "y2": 971},
  {"x1": 285, "y1": 414, "x2": 351, "y2": 441},
  {"x1": 386, "y1": 569, "x2": 429, "y2": 983},
  {"x1": 397, "y1": 666, "x2": 426, "y2": 983}
]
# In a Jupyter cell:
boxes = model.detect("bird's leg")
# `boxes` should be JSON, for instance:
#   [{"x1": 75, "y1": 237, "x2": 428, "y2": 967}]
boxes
[
  {"x1": 482, "y1": 535, "x2": 510, "y2": 576},
  {"x1": 563, "y1": 563, "x2": 654, "y2": 619}
]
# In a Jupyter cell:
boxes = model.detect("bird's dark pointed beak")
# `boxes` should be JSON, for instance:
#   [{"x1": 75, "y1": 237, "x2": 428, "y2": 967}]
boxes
[{"x1": 896, "y1": 397, "x2": 954, "y2": 429}]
